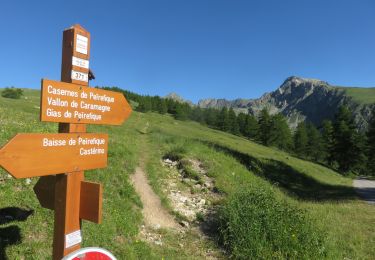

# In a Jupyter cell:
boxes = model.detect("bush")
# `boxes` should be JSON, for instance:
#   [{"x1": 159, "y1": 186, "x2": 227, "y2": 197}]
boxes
[
  {"x1": 163, "y1": 146, "x2": 186, "y2": 161},
  {"x1": 1, "y1": 87, "x2": 23, "y2": 99},
  {"x1": 218, "y1": 187, "x2": 327, "y2": 259}
]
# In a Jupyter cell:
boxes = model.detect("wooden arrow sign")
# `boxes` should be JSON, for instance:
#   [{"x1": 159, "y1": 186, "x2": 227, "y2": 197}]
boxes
[
  {"x1": 34, "y1": 177, "x2": 103, "y2": 224},
  {"x1": 0, "y1": 133, "x2": 108, "y2": 179},
  {"x1": 41, "y1": 79, "x2": 132, "y2": 125}
]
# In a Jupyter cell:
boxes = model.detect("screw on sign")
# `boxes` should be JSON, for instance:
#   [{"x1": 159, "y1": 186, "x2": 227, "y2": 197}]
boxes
[{"x1": 62, "y1": 248, "x2": 116, "y2": 260}]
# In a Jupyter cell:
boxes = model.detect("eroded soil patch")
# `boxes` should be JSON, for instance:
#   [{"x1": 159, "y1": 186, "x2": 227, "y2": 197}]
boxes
[{"x1": 162, "y1": 158, "x2": 222, "y2": 224}]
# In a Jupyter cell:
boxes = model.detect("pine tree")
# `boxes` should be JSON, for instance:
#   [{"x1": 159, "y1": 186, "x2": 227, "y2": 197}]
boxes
[
  {"x1": 155, "y1": 97, "x2": 167, "y2": 114},
  {"x1": 174, "y1": 104, "x2": 188, "y2": 120},
  {"x1": 306, "y1": 123, "x2": 324, "y2": 161},
  {"x1": 269, "y1": 113, "x2": 292, "y2": 150},
  {"x1": 258, "y1": 108, "x2": 272, "y2": 145},
  {"x1": 321, "y1": 120, "x2": 335, "y2": 166},
  {"x1": 190, "y1": 107, "x2": 204, "y2": 123},
  {"x1": 354, "y1": 132, "x2": 368, "y2": 174},
  {"x1": 217, "y1": 107, "x2": 230, "y2": 132},
  {"x1": 333, "y1": 106, "x2": 365, "y2": 173},
  {"x1": 204, "y1": 108, "x2": 217, "y2": 127},
  {"x1": 237, "y1": 113, "x2": 247, "y2": 135},
  {"x1": 294, "y1": 122, "x2": 308, "y2": 157},
  {"x1": 150, "y1": 96, "x2": 159, "y2": 112},
  {"x1": 228, "y1": 108, "x2": 240, "y2": 135},
  {"x1": 366, "y1": 108, "x2": 375, "y2": 176},
  {"x1": 243, "y1": 114, "x2": 259, "y2": 139},
  {"x1": 137, "y1": 96, "x2": 152, "y2": 112},
  {"x1": 166, "y1": 99, "x2": 177, "y2": 115}
]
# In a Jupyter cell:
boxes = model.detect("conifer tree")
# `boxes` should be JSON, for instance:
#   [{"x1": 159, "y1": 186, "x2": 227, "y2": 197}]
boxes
[
  {"x1": 321, "y1": 120, "x2": 335, "y2": 166},
  {"x1": 366, "y1": 108, "x2": 375, "y2": 176},
  {"x1": 243, "y1": 114, "x2": 259, "y2": 139},
  {"x1": 166, "y1": 99, "x2": 177, "y2": 115},
  {"x1": 190, "y1": 107, "x2": 204, "y2": 123},
  {"x1": 333, "y1": 106, "x2": 365, "y2": 173},
  {"x1": 269, "y1": 113, "x2": 292, "y2": 150},
  {"x1": 228, "y1": 108, "x2": 240, "y2": 135},
  {"x1": 258, "y1": 108, "x2": 272, "y2": 145},
  {"x1": 306, "y1": 123, "x2": 324, "y2": 161},
  {"x1": 154, "y1": 97, "x2": 167, "y2": 114},
  {"x1": 237, "y1": 113, "x2": 247, "y2": 135},
  {"x1": 204, "y1": 108, "x2": 217, "y2": 127},
  {"x1": 294, "y1": 122, "x2": 308, "y2": 158},
  {"x1": 137, "y1": 96, "x2": 152, "y2": 112},
  {"x1": 218, "y1": 107, "x2": 230, "y2": 131},
  {"x1": 174, "y1": 103, "x2": 189, "y2": 120}
]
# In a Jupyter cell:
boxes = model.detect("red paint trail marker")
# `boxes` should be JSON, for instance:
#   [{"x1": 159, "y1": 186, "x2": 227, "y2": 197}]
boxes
[{"x1": 62, "y1": 247, "x2": 116, "y2": 260}]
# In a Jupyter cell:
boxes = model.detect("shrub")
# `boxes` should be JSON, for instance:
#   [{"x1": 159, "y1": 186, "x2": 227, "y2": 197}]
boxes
[
  {"x1": 163, "y1": 146, "x2": 186, "y2": 161},
  {"x1": 1, "y1": 87, "x2": 23, "y2": 99},
  {"x1": 218, "y1": 186, "x2": 327, "y2": 259}
]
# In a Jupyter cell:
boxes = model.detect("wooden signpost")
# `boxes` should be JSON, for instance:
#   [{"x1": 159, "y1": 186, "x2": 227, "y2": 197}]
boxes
[{"x1": 0, "y1": 24, "x2": 132, "y2": 259}]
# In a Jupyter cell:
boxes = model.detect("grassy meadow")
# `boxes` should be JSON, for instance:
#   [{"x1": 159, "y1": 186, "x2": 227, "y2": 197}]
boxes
[
  {"x1": 335, "y1": 86, "x2": 375, "y2": 104},
  {"x1": 0, "y1": 89, "x2": 374, "y2": 259}
]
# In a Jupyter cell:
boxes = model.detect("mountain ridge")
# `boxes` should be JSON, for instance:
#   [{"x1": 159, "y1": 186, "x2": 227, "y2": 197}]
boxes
[
  {"x1": 197, "y1": 76, "x2": 375, "y2": 130},
  {"x1": 164, "y1": 92, "x2": 194, "y2": 106}
]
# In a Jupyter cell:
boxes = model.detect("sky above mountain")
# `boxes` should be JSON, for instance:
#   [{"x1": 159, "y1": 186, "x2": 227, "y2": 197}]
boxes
[{"x1": 1, "y1": 0, "x2": 374, "y2": 103}]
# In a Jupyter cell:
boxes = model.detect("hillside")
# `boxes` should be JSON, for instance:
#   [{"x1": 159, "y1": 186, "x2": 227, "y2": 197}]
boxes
[
  {"x1": 198, "y1": 76, "x2": 375, "y2": 130},
  {"x1": 0, "y1": 89, "x2": 374, "y2": 259},
  {"x1": 337, "y1": 86, "x2": 375, "y2": 104}
]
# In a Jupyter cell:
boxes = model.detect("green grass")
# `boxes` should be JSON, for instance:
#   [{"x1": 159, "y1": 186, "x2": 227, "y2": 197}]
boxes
[
  {"x1": 219, "y1": 188, "x2": 326, "y2": 259},
  {"x1": 141, "y1": 112, "x2": 375, "y2": 259},
  {"x1": 335, "y1": 86, "x2": 375, "y2": 104},
  {"x1": 1, "y1": 90, "x2": 375, "y2": 259},
  {"x1": 0, "y1": 91, "x2": 193, "y2": 259}
]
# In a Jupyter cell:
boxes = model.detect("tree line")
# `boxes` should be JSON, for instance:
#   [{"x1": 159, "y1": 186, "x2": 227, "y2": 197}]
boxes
[{"x1": 99, "y1": 86, "x2": 375, "y2": 176}]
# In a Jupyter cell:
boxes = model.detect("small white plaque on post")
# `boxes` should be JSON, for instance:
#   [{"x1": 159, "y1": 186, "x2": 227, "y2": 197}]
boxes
[
  {"x1": 71, "y1": 70, "x2": 89, "y2": 82},
  {"x1": 76, "y1": 34, "x2": 88, "y2": 55},
  {"x1": 72, "y1": 56, "x2": 89, "y2": 69},
  {"x1": 65, "y1": 230, "x2": 82, "y2": 249}
]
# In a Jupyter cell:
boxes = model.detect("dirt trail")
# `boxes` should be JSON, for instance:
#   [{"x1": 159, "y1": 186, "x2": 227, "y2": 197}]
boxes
[
  {"x1": 131, "y1": 166, "x2": 179, "y2": 229},
  {"x1": 353, "y1": 177, "x2": 375, "y2": 205},
  {"x1": 130, "y1": 135, "x2": 179, "y2": 229},
  {"x1": 130, "y1": 132, "x2": 223, "y2": 258}
]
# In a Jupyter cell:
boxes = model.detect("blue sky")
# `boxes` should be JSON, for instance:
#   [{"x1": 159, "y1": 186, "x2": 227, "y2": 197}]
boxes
[{"x1": 0, "y1": 0, "x2": 374, "y2": 103}]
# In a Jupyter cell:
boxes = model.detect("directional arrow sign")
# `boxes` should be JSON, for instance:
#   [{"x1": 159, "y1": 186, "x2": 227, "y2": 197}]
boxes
[
  {"x1": 0, "y1": 133, "x2": 108, "y2": 179},
  {"x1": 41, "y1": 79, "x2": 132, "y2": 125}
]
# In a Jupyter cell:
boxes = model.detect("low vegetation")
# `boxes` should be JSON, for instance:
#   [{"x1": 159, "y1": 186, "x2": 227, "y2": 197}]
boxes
[
  {"x1": 144, "y1": 112, "x2": 375, "y2": 259},
  {"x1": 337, "y1": 86, "x2": 375, "y2": 104},
  {"x1": 219, "y1": 187, "x2": 326, "y2": 259},
  {"x1": 1, "y1": 87, "x2": 23, "y2": 99}
]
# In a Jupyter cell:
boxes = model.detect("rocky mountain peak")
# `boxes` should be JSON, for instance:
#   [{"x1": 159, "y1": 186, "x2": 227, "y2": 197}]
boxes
[
  {"x1": 282, "y1": 76, "x2": 328, "y2": 86},
  {"x1": 198, "y1": 76, "x2": 374, "y2": 131},
  {"x1": 165, "y1": 92, "x2": 193, "y2": 106},
  {"x1": 272, "y1": 76, "x2": 330, "y2": 101},
  {"x1": 165, "y1": 92, "x2": 183, "y2": 100}
]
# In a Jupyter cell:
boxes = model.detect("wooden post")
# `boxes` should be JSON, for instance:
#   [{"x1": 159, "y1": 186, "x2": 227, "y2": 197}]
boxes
[
  {"x1": 0, "y1": 23, "x2": 131, "y2": 258},
  {"x1": 53, "y1": 24, "x2": 90, "y2": 260}
]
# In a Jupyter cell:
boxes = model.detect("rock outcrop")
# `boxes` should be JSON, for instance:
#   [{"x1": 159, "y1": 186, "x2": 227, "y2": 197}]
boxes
[{"x1": 165, "y1": 92, "x2": 194, "y2": 106}]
